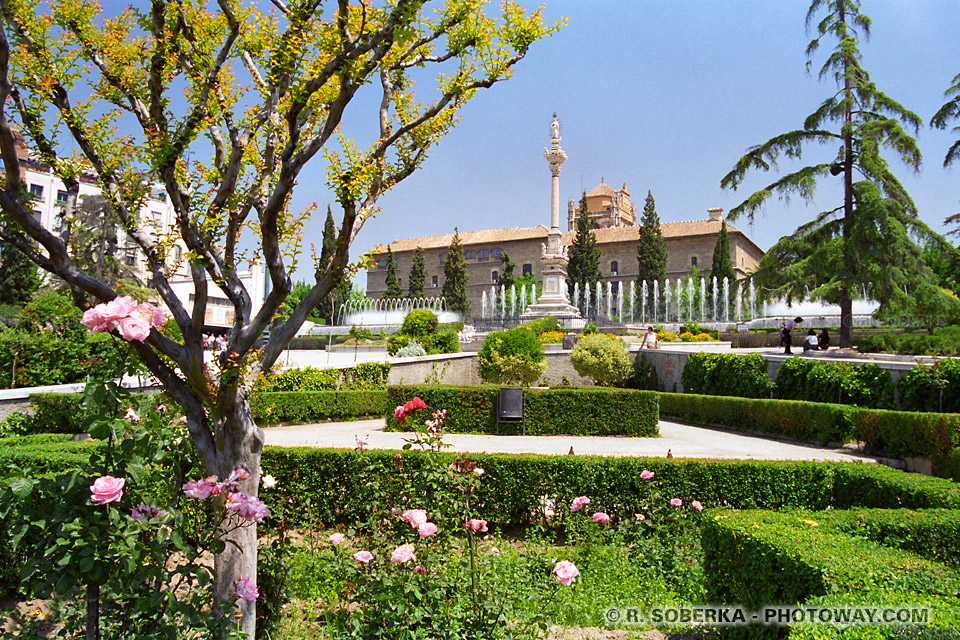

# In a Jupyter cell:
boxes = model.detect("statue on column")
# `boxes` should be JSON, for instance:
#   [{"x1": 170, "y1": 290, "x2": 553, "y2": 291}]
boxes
[{"x1": 550, "y1": 114, "x2": 560, "y2": 141}]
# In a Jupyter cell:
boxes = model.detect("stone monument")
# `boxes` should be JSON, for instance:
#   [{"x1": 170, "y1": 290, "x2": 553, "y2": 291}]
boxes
[{"x1": 521, "y1": 115, "x2": 582, "y2": 322}]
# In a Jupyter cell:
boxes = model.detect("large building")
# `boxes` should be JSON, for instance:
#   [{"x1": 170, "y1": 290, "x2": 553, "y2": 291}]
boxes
[
  {"x1": 6, "y1": 139, "x2": 265, "y2": 330},
  {"x1": 367, "y1": 180, "x2": 764, "y2": 318}
]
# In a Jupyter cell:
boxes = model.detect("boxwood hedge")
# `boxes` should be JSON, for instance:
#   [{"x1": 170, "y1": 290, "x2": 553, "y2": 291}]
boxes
[{"x1": 383, "y1": 384, "x2": 659, "y2": 436}]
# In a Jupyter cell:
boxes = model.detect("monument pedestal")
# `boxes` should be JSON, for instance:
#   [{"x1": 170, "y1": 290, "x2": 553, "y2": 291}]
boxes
[{"x1": 521, "y1": 252, "x2": 579, "y2": 318}]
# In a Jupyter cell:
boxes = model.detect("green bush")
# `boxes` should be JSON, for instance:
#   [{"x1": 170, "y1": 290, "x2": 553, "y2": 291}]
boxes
[
  {"x1": 774, "y1": 358, "x2": 895, "y2": 409},
  {"x1": 387, "y1": 333, "x2": 413, "y2": 356},
  {"x1": 679, "y1": 323, "x2": 718, "y2": 339},
  {"x1": 251, "y1": 390, "x2": 388, "y2": 425},
  {"x1": 629, "y1": 353, "x2": 662, "y2": 391},
  {"x1": 569, "y1": 333, "x2": 632, "y2": 387},
  {"x1": 423, "y1": 330, "x2": 459, "y2": 355},
  {"x1": 772, "y1": 357, "x2": 818, "y2": 400},
  {"x1": 399, "y1": 309, "x2": 438, "y2": 339},
  {"x1": 384, "y1": 384, "x2": 659, "y2": 436},
  {"x1": 702, "y1": 509, "x2": 960, "y2": 638},
  {"x1": 898, "y1": 358, "x2": 960, "y2": 413},
  {"x1": 27, "y1": 393, "x2": 85, "y2": 434},
  {"x1": 856, "y1": 326, "x2": 960, "y2": 356},
  {"x1": 261, "y1": 363, "x2": 391, "y2": 392},
  {"x1": 659, "y1": 392, "x2": 854, "y2": 444},
  {"x1": 476, "y1": 328, "x2": 546, "y2": 385},
  {"x1": 517, "y1": 316, "x2": 559, "y2": 336},
  {"x1": 852, "y1": 409, "x2": 960, "y2": 474},
  {"x1": 681, "y1": 352, "x2": 772, "y2": 398}
]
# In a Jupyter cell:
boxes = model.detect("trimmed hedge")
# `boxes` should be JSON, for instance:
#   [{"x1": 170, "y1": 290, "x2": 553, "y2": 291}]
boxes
[
  {"x1": 251, "y1": 390, "x2": 388, "y2": 425},
  {"x1": 659, "y1": 392, "x2": 853, "y2": 444},
  {"x1": 27, "y1": 393, "x2": 85, "y2": 434},
  {"x1": 383, "y1": 384, "x2": 659, "y2": 436},
  {"x1": 259, "y1": 362, "x2": 391, "y2": 392},
  {"x1": 660, "y1": 392, "x2": 960, "y2": 480},
  {"x1": 681, "y1": 352, "x2": 772, "y2": 398},
  {"x1": 897, "y1": 357, "x2": 960, "y2": 413},
  {"x1": 702, "y1": 509, "x2": 960, "y2": 638},
  {"x1": 823, "y1": 508, "x2": 960, "y2": 567},
  {"x1": 775, "y1": 357, "x2": 895, "y2": 409}
]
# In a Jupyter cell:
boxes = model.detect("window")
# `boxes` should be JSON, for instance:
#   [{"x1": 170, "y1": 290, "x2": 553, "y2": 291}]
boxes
[
  {"x1": 465, "y1": 250, "x2": 476, "y2": 260},
  {"x1": 491, "y1": 248, "x2": 502, "y2": 258},
  {"x1": 610, "y1": 261, "x2": 619, "y2": 276},
  {"x1": 432, "y1": 275, "x2": 438, "y2": 287},
  {"x1": 691, "y1": 256, "x2": 698, "y2": 267},
  {"x1": 478, "y1": 249, "x2": 489, "y2": 261},
  {"x1": 56, "y1": 190, "x2": 68, "y2": 205},
  {"x1": 398, "y1": 278, "x2": 402, "y2": 287},
  {"x1": 612, "y1": 281, "x2": 620, "y2": 295},
  {"x1": 491, "y1": 271, "x2": 499, "y2": 283},
  {"x1": 522, "y1": 263, "x2": 532, "y2": 277},
  {"x1": 29, "y1": 184, "x2": 43, "y2": 198},
  {"x1": 377, "y1": 259, "x2": 387, "y2": 268},
  {"x1": 440, "y1": 253, "x2": 448, "y2": 263},
  {"x1": 124, "y1": 246, "x2": 137, "y2": 267},
  {"x1": 173, "y1": 245, "x2": 183, "y2": 262}
]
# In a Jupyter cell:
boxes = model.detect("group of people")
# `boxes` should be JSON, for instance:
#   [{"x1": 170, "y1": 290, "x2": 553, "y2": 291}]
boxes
[
  {"x1": 780, "y1": 317, "x2": 830, "y2": 354},
  {"x1": 204, "y1": 333, "x2": 228, "y2": 351}
]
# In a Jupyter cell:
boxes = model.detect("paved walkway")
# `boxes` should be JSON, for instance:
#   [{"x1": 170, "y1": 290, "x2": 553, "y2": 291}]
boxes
[{"x1": 262, "y1": 418, "x2": 876, "y2": 463}]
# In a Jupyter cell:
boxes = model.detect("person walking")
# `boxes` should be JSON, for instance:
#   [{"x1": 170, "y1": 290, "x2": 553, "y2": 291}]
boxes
[{"x1": 782, "y1": 316, "x2": 803, "y2": 354}]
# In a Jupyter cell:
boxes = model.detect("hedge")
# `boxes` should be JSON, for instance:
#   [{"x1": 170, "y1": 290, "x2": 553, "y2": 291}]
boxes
[
  {"x1": 702, "y1": 509, "x2": 960, "y2": 638},
  {"x1": 383, "y1": 384, "x2": 659, "y2": 436},
  {"x1": 681, "y1": 352, "x2": 772, "y2": 398},
  {"x1": 659, "y1": 392, "x2": 960, "y2": 480},
  {"x1": 250, "y1": 390, "x2": 388, "y2": 425},
  {"x1": 27, "y1": 392, "x2": 85, "y2": 434},
  {"x1": 659, "y1": 392, "x2": 853, "y2": 444}
]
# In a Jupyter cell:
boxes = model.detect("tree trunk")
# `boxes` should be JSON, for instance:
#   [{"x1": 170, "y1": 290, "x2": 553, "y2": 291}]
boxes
[
  {"x1": 840, "y1": 0, "x2": 855, "y2": 350},
  {"x1": 212, "y1": 401, "x2": 264, "y2": 639},
  {"x1": 839, "y1": 290, "x2": 853, "y2": 349}
]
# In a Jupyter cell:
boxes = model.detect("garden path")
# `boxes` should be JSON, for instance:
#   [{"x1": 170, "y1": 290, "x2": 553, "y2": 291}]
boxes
[{"x1": 262, "y1": 418, "x2": 877, "y2": 463}]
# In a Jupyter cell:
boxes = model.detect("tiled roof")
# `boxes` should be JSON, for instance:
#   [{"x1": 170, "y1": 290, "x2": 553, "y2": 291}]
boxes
[
  {"x1": 586, "y1": 181, "x2": 614, "y2": 197},
  {"x1": 384, "y1": 219, "x2": 761, "y2": 254}
]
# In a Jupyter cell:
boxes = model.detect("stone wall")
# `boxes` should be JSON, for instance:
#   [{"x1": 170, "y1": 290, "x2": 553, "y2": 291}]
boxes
[{"x1": 386, "y1": 351, "x2": 592, "y2": 387}]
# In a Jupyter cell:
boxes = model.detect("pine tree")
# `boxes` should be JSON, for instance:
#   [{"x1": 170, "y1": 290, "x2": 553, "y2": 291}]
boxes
[
  {"x1": 721, "y1": 0, "x2": 933, "y2": 347},
  {"x1": 383, "y1": 246, "x2": 403, "y2": 299},
  {"x1": 567, "y1": 192, "x2": 602, "y2": 299},
  {"x1": 408, "y1": 247, "x2": 426, "y2": 298},
  {"x1": 711, "y1": 221, "x2": 738, "y2": 305},
  {"x1": 636, "y1": 190, "x2": 667, "y2": 295},
  {"x1": 442, "y1": 228, "x2": 470, "y2": 317},
  {"x1": 497, "y1": 251, "x2": 516, "y2": 289}
]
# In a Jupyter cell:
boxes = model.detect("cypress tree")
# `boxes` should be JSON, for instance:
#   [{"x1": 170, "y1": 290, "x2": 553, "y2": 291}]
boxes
[
  {"x1": 636, "y1": 190, "x2": 667, "y2": 294},
  {"x1": 0, "y1": 220, "x2": 40, "y2": 307},
  {"x1": 315, "y1": 205, "x2": 339, "y2": 321},
  {"x1": 711, "y1": 221, "x2": 738, "y2": 303},
  {"x1": 442, "y1": 228, "x2": 470, "y2": 317},
  {"x1": 497, "y1": 251, "x2": 516, "y2": 290},
  {"x1": 566, "y1": 192, "x2": 602, "y2": 298},
  {"x1": 383, "y1": 246, "x2": 403, "y2": 299},
  {"x1": 408, "y1": 246, "x2": 426, "y2": 298},
  {"x1": 721, "y1": 0, "x2": 932, "y2": 347}
]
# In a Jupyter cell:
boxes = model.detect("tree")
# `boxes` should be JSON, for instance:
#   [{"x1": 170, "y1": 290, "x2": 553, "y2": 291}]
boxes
[
  {"x1": 636, "y1": 190, "x2": 667, "y2": 309},
  {"x1": 567, "y1": 192, "x2": 601, "y2": 299},
  {"x1": 931, "y1": 72, "x2": 960, "y2": 237},
  {"x1": 382, "y1": 246, "x2": 403, "y2": 299},
  {"x1": 441, "y1": 228, "x2": 470, "y2": 317},
  {"x1": 314, "y1": 205, "x2": 340, "y2": 322},
  {"x1": 710, "y1": 220, "x2": 738, "y2": 306},
  {"x1": 0, "y1": 220, "x2": 39, "y2": 307},
  {"x1": 497, "y1": 251, "x2": 516, "y2": 289},
  {"x1": 721, "y1": 0, "x2": 929, "y2": 348},
  {"x1": 0, "y1": 2, "x2": 558, "y2": 635},
  {"x1": 407, "y1": 246, "x2": 426, "y2": 298}
]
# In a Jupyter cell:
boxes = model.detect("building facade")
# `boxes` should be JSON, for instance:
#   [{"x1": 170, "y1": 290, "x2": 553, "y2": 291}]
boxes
[{"x1": 367, "y1": 183, "x2": 765, "y2": 319}]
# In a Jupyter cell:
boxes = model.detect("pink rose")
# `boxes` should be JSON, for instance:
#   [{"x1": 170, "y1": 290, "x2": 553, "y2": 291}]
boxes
[
  {"x1": 90, "y1": 476, "x2": 125, "y2": 504},
  {"x1": 692, "y1": 500, "x2": 704, "y2": 512},
  {"x1": 355, "y1": 433, "x2": 369, "y2": 449},
  {"x1": 390, "y1": 507, "x2": 401, "y2": 516},
  {"x1": 81, "y1": 305, "x2": 113, "y2": 332},
  {"x1": 635, "y1": 513, "x2": 646, "y2": 522},
  {"x1": 413, "y1": 564, "x2": 426, "y2": 574},
  {"x1": 390, "y1": 543, "x2": 417, "y2": 564},
  {"x1": 570, "y1": 496, "x2": 591, "y2": 513},
  {"x1": 329, "y1": 532, "x2": 345, "y2": 545},
  {"x1": 184, "y1": 479, "x2": 216, "y2": 500},
  {"x1": 402, "y1": 509, "x2": 428, "y2": 527},
  {"x1": 103, "y1": 295, "x2": 137, "y2": 320},
  {"x1": 464, "y1": 519, "x2": 488, "y2": 533},
  {"x1": 224, "y1": 492, "x2": 270, "y2": 522},
  {"x1": 640, "y1": 469, "x2": 655, "y2": 480},
  {"x1": 670, "y1": 498, "x2": 683, "y2": 507},
  {"x1": 117, "y1": 312, "x2": 153, "y2": 342},
  {"x1": 417, "y1": 522, "x2": 438, "y2": 538},
  {"x1": 409, "y1": 397, "x2": 427, "y2": 410},
  {"x1": 124, "y1": 407, "x2": 140, "y2": 422},
  {"x1": 592, "y1": 512, "x2": 610, "y2": 524},
  {"x1": 353, "y1": 550, "x2": 374, "y2": 564},
  {"x1": 223, "y1": 468, "x2": 250, "y2": 492},
  {"x1": 394, "y1": 404, "x2": 408, "y2": 423},
  {"x1": 130, "y1": 503, "x2": 161, "y2": 522},
  {"x1": 235, "y1": 576, "x2": 259, "y2": 603},
  {"x1": 553, "y1": 560, "x2": 579, "y2": 586}
]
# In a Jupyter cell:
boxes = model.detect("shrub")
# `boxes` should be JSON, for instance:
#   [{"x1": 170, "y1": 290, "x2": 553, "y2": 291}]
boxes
[
  {"x1": 387, "y1": 333, "x2": 413, "y2": 356},
  {"x1": 27, "y1": 393, "x2": 85, "y2": 434},
  {"x1": 422, "y1": 330, "x2": 459, "y2": 355},
  {"x1": 679, "y1": 323, "x2": 718, "y2": 339},
  {"x1": 775, "y1": 359, "x2": 894, "y2": 409},
  {"x1": 261, "y1": 363, "x2": 391, "y2": 392},
  {"x1": 518, "y1": 316, "x2": 559, "y2": 336},
  {"x1": 581, "y1": 320, "x2": 597, "y2": 335},
  {"x1": 537, "y1": 330, "x2": 565, "y2": 344},
  {"x1": 394, "y1": 341, "x2": 427, "y2": 358},
  {"x1": 681, "y1": 353, "x2": 772, "y2": 398},
  {"x1": 856, "y1": 326, "x2": 960, "y2": 356},
  {"x1": 630, "y1": 353, "x2": 662, "y2": 391},
  {"x1": 898, "y1": 358, "x2": 960, "y2": 413},
  {"x1": 656, "y1": 329, "x2": 677, "y2": 343},
  {"x1": 384, "y1": 384, "x2": 659, "y2": 437},
  {"x1": 251, "y1": 390, "x2": 388, "y2": 425},
  {"x1": 569, "y1": 334, "x2": 632, "y2": 387},
  {"x1": 476, "y1": 328, "x2": 545, "y2": 385},
  {"x1": 399, "y1": 309, "x2": 438, "y2": 339}
]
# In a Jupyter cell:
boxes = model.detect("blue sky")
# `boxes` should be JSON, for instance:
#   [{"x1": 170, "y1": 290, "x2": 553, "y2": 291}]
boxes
[{"x1": 287, "y1": 1, "x2": 960, "y2": 291}]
